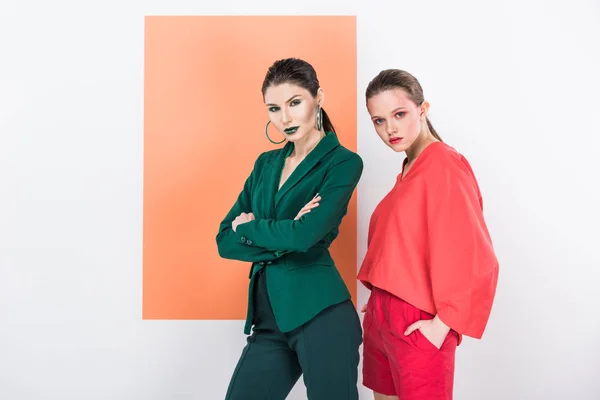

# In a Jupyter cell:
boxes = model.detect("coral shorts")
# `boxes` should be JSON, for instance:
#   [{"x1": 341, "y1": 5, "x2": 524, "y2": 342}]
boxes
[{"x1": 362, "y1": 287, "x2": 459, "y2": 399}]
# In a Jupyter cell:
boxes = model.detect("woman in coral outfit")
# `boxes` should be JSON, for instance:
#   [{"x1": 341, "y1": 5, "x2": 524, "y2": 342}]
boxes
[{"x1": 357, "y1": 69, "x2": 499, "y2": 400}]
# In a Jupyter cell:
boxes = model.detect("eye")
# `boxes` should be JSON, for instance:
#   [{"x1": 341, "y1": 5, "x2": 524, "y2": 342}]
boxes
[
  {"x1": 290, "y1": 99, "x2": 301, "y2": 106},
  {"x1": 268, "y1": 106, "x2": 280, "y2": 112},
  {"x1": 373, "y1": 118, "x2": 384, "y2": 125},
  {"x1": 395, "y1": 112, "x2": 405, "y2": 118}
]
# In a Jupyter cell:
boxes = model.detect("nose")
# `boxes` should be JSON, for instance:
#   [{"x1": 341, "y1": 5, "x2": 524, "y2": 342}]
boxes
[
  {"x1": 280, "y1": 107, "x2": 292, "y2": 125},
  {"x1": 385, "y1": 120, "x2": 398, "y2": 135}
]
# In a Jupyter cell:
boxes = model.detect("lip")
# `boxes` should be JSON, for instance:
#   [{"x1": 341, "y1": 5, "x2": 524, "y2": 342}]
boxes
[
  {"x1": 390, "y1": 137, "x2": 403, "y2": 144},
  {"x1": 284, "y1": 126, "x2": 299, "y2": 135}
]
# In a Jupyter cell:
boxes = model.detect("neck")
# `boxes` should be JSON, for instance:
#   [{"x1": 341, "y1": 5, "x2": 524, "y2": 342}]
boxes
[
  {"x1": 292, "y1": 128, "x2": 326, "y2": 158},
  {"x1": 405, "y1": 131, "x2": 438, "y2": 164}
]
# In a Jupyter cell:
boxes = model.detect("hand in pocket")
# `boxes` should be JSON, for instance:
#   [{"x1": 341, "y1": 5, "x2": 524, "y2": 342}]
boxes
[{"x1": 404, "y1": 316, "x2": 450, "y2": 350}]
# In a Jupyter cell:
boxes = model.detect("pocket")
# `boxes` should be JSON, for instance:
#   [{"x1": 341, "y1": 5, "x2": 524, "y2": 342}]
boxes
[
  {"x1": 392, "y1": 299, "x2": 439, "y2": 352},
  {"x1": 415, "y1": 309, "x2": 440, "y2": 351},
  {"x1": 414, "y1": 327, "x2": 440, "y2": 351},
  {"x1": 362, "y1": 298, "x2": 374, "y2": 334}
]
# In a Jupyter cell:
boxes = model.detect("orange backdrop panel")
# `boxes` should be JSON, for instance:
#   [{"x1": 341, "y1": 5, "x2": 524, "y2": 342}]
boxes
[{"x1": 143, "y1": 16, "x2": 357, "y2": 319}]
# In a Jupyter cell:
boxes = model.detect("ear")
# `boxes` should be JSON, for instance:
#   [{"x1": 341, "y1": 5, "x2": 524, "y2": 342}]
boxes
[
  {"x1": 420, "y1": 101, "x2": 430, "y2": 119},
  {"x1": 317, "y1": 87, "x2": 325, "y2": 107}
]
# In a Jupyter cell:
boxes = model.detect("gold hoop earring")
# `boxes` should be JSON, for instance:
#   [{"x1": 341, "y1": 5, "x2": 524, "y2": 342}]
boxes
[
  {"x1": 315, "y1": 105, "x2": 323, "y2": 131},
  {"x1": 265, "y1": 121, "x2": 286, "y2": 144}
]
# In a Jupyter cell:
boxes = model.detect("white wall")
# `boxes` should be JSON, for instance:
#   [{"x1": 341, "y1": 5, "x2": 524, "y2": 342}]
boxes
[
  {"x1": 357, "y1": 2, "x2": 600, "y2": 399},
  {"x1": 1, "y1": 1, "x2": 599, "y2": 399}
]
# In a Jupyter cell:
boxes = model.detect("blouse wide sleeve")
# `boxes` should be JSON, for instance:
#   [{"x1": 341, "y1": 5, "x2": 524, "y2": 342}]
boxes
[{"x1": 427, "y1": 156, "x2": 499, "y2": 338}]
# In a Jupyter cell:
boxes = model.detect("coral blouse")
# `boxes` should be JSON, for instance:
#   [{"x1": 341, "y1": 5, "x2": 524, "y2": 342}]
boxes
[{"x1": 357, "y1": 141, "x2": 499, "y2": 339}]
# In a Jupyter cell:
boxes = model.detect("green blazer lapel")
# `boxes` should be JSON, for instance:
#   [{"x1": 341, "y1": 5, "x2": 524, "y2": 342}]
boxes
[
  {"x1": 262, "y1": 142, "x2": 292, "y2": 218},
  {"x1": 274, "y1": 132, "x2": 340, "y2": 209}
]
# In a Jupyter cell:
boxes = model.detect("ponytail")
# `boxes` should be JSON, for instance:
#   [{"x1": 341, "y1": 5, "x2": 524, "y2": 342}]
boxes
[
  {"x1": 321, "y1": 108, "x2": 336, "y2": 133},
  {"x1": 426, "y1": 117, "x2": 442, "y2": 142}
]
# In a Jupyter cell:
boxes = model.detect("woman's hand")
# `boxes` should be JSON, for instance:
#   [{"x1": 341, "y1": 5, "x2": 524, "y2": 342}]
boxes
[
  {"x1": 232, "y1": 212, "x2": 255, "y2": 232},
  {"x1": 294, "y1": 194, "x2": 321, "y2": 220},
  {"x1": 404, "y1": 315, "x2": 450, "y2": 350}
]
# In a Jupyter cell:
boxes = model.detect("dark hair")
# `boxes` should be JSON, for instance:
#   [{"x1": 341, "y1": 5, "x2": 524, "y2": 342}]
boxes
[
  {"x1": 261, "y1": 58, "x2": 335, "y2": 133},
  {"x1": 365, "y1": 69, "x2": 442, "y2": 142}
]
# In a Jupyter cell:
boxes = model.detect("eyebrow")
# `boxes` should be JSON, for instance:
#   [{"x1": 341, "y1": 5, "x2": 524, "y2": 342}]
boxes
[
  {"x1": 265, "y1": 95, "x2": 301, "y2": 107},
  {"x1": 370, "y1": 107, "x2": 408, "y2": 119}
]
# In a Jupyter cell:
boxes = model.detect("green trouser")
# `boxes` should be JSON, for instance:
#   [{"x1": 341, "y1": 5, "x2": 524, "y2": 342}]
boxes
[{"x1": 225, "y1": 268, "x2": 363, "y2": 400}]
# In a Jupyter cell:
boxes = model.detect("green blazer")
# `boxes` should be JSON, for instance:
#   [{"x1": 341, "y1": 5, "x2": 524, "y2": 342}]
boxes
[{"x1": 216, "y1": 131, "x2": 363, "y2": 334}]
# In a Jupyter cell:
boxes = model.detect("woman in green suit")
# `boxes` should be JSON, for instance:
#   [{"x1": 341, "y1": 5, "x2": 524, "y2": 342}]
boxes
[{"x1": 216, "y1": 58, "x2": 363, "y2": 399}]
